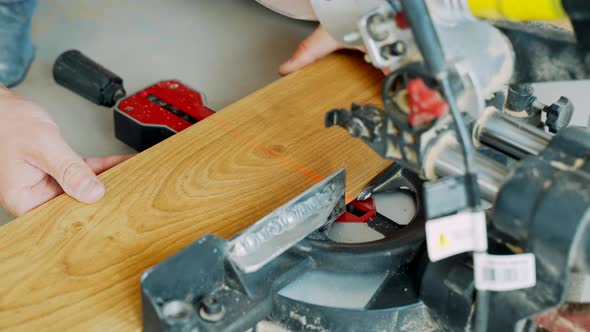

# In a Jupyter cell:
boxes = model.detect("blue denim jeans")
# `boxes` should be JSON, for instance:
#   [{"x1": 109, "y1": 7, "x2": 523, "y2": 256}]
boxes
[{"x1": 0, "y1": 0, "x2": 36, "y2": 87}]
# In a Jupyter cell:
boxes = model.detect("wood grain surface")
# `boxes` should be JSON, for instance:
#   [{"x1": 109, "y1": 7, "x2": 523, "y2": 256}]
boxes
[{"x1": 0, "y1": 54, "x2": 390, "y2": 331}]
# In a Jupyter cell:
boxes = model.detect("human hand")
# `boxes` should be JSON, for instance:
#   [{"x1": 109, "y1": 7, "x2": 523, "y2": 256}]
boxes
[
  {"x1": 279, "y1": 25, "x2": 391, "y2": 76},
  {"x1": 279, "y1": 25, "x2": 364, "y2": 76},
  {"x1": 0, "y1": 86, "x2": 132, "y2": 216}
]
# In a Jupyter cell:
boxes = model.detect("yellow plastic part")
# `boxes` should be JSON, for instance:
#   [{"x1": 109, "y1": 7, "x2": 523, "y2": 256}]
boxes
[{"x1": 467, "y1": 0, "x2": 567, "y2": 21}]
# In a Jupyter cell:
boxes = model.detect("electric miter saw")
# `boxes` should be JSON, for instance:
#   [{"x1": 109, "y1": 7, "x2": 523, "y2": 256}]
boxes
[{"x1": 140, "y1": 1, "x2": 590, "y2": 331}]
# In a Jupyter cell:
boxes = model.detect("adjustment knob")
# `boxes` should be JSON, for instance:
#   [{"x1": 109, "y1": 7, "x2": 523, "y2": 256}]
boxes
[{"x1": 545, "y1": 96, "x2": 574, "y2": 134}]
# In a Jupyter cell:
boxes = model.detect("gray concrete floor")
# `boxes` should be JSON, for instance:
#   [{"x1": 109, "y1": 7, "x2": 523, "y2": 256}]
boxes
[{"x1": 1, "y1": 0, "x2": 315, "y2": 223}]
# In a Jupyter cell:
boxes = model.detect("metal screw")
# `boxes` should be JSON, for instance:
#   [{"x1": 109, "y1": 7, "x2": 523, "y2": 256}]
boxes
[
  {"x1": 199, "y1": 295, "x2": 225, "y2": 322},
  {"x1": 349, "y1": 118, "x2": 366, "y2": 138},
  {"x1": 367, "y1": 14, "x2": 389, "y2": 41},
  {"x1": 125, "y1": 106, "x2": 134, "y2": 111},
  {"x1": 162, "y1": 300, "x2": 194, "y2": 321},
  {"x1": 389, "y1": 41, "x2": 407, "y2": 56},
  {"x1": 381, "y1": 41, "x2": 406, "y2": 59},
  {"x1": 170, "y1": 83, "x2": 179, "y2": 89},
  {"x1": 113, "y1": 89, "x2": 126, "y2": 101}
]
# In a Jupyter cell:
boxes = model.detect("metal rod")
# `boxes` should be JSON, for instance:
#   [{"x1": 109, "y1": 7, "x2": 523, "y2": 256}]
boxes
[
  {"x1": 474, "y1": 109, "x2": 552, "y2": 159},
  {"x1": 399, "y1": 0, "x2": 481, "y2": 193},
  {"x1": 434, "y1": 109, "x2": 552, "y2": 201},
  {"x1": 433, "y1": 139, "x2": 510, "y2": 203}
]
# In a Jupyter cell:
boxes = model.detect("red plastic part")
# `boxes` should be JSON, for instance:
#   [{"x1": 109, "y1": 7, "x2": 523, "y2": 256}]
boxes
[
  {"x1": 116, "y1": 80, "x2": 214, "y2": 133},
  {"x1": 335, "y1": 198, "x2": 377, "y2": 223},
  {"x1": 395, "y1": 12, "x2": 410, "y2": 30},
  {"x1": 534, "y1": 307, "x2": 590, "y2": 332},
  {"x1": 407, "y1": 78, "x2": 449, "y2": 127}
]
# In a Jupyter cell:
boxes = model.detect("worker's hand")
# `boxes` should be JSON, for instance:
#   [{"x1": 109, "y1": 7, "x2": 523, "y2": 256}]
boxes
[
  {"x1": 0, "y1": 87, "x2": 131, "y2": 216},
  {"x1": 280, "y1": 25, "x2": 363, "y2": 75}
]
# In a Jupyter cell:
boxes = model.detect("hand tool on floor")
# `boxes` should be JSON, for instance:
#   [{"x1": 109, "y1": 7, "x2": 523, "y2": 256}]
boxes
[{"x1": 52, "y1": 50, "x2": 215, "y2": 151}]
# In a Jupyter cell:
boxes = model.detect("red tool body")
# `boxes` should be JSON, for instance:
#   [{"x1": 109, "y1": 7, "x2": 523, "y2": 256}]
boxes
[
  {"x1": 114, "y1": 80, "x2": 214, "y2": 151},
  {"x1": 53, "y1": 50, "x2": 214, "y2": 151},
  {"x1": 335, "y1": 198, "x2": 377, "y2": 223}
]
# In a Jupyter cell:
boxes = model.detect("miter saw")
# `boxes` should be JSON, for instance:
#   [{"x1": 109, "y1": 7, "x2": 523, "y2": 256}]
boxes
[{"x1": 140, "y1": 0, "x2": 590, "y2": 331}]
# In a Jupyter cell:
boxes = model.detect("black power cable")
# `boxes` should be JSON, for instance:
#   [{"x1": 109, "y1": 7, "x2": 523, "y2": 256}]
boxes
[{"x1": 390, "y1": 1, "x2": 488, "y2": 331}]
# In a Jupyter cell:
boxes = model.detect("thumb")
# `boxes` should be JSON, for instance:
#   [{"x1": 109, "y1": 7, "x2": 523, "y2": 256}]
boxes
[
  {"x1": 85, "y1": 154, "x2": 134, "y2": 175},
  {"x1": 32, "y1": 136, "x2": 105, "y2": 204},
  {"x1": 279, "y1": 25, "x2": 343, "y2": 76}
]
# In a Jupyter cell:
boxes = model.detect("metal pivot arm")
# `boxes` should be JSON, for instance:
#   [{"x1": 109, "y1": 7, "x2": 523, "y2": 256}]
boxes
[{"x1": 473, "y1": 109, "x2": 552, "y2": 160}]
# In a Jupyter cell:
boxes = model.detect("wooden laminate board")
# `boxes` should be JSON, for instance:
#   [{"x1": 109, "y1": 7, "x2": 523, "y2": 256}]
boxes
[{"x1": 0, "y1": 53, "x2": 391, "y2": 331}]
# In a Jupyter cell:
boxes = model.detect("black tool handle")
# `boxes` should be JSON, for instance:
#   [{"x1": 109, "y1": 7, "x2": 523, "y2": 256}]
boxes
[
  {"x1": 53, "y1": 50, "x2": 126, "y2": 107},
  {"x1": 562, "y1": 0, "x2": 590, "y2": 49}
]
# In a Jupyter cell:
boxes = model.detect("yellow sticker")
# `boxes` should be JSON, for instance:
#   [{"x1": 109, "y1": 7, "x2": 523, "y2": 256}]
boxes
[{"x1": 437, "y1": 233, "x2": 449, "y2": 248}]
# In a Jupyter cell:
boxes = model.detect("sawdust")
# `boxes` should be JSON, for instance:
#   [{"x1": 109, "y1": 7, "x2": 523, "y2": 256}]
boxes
[
  {"x1": 256, "y1": 320, "x2": 291, "y2": 332},
  {"x1": 550, "y1": 158, "x2": 585, "y2": 172},
  {"x1": 288, "y1": 311, "x2": 327, "y2": 332}
]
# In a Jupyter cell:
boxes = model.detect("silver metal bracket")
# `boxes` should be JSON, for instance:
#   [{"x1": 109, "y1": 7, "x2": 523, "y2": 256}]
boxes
[{"x1": 228, "y1": 169, "x2": 346, "y2": 273}]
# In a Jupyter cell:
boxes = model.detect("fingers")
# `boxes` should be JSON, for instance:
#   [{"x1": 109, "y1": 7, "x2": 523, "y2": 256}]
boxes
[
  {"x1": 279, "y1": 25, "x2": 343, "y2": 76},
  {"x1": 85, "y1": 154, "x2": 134, "y2": 174},
  {"x1": 7, "y1": 175, "x2": 63, "y2": 216},
  {"x1": 3, "y1": 154, "x2": 133, "y2": 217},
  {"x1": 0, "y1": 90, "x2": 127, "y2": 216},
  {"x1": 31, "y1": 134, "x2": 105, "y2": 205}
]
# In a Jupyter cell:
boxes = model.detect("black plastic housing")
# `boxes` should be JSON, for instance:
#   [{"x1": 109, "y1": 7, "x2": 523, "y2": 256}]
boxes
[{"x1": 53, "y1": 50, "x2": 126, "y2": 107}]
